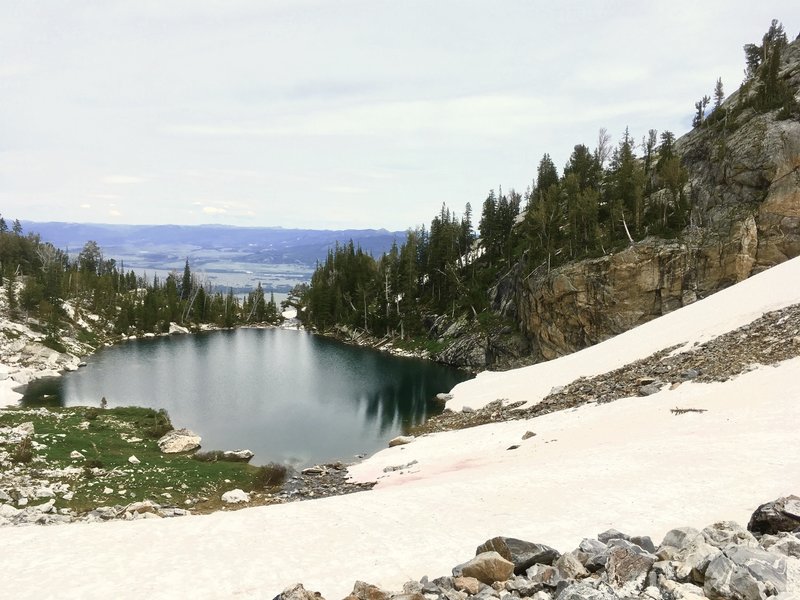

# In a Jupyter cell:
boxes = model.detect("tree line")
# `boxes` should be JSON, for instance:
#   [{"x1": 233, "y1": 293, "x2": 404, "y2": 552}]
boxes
[
  {"x1": 301, "y1": 123, "x2": 688, "y2": 339},
  {"x1": 0, "y1": 223, "x2": 282, "y2": 351}
]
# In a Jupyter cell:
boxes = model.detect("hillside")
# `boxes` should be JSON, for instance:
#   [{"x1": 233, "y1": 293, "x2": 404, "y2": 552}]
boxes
[
  {"x1": 2, "y1": 253, "x2": 799, "y2": 599},
  {"x1": 294, "y1": 26, "x2": 800, "y2": 373}
]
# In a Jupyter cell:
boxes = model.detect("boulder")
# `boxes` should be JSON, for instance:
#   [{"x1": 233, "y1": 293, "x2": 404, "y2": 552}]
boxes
[
  {"x1": 157, "y1": 429, "x2": 201, "y2": 454},
  {"x1": 554, "y1": 552, "x2": 589, "y2": 580},
  {"x1": 388, "y1": 435, "x2": 414, "y2": 447},
  {"x1": 760, "y1": 533, "x2": 800, "y2": 559},
  {"x1": 452, "y1": 551, "x2": 514, "y2": 585},
  {"x1": 275, "y1": 583, "x2": 325, "y2": 600},
  {"x1": 128, "y1": 455, "x2": 140, "y2": 465},
  {"x1": 658, "y1": 527, "x2": 720, "y2": 584},
  {"x1": 69, "y1": 450, "x2": 85, "y2": 459},
  {"x1": 704, "y1": 546, "x2": 788, "y2": 599},
  {"x1": 598, "y1": 528, "x2": 630, "y2": 544},
  {"x1": 604, "y1": 542, "x2": 656, "y2": 595},
  {"x1": 346, "y1": 581, "x2": 391, "y2": 600},
  {"x1": 659, "y1": 527, "x2": 701, "y2": 552},
  {"x1": 555, "y1": 581, "x2": 620, "y2": 600},
  {"x1": 476, "y1": 536, "x2": 560, "y2": 574},
  {"x1": 453, "y1": 576, "x2": 481, "y2": 595},
  {"x1": 125, "y1": 500, "x2": 159, "y2": 515},
  {"x1": 168, "y1": 322, "x2": 190, "y2": 335},
  {"x1": 748, "y1": 495, "x2": 800, "y2": 536},
  {"x1": 16, "y1": 422, "x2": 34, "y2": 436},
  {"x1": 221, "y1": 489, "x2": 250, "y2": 504},
  {"x1": 630, "y1": 536, "x2": 657, "y2": 553},
  {"x1": 702, "y1": 521, "x2": 758, "y2": 549},
  {"x1": 222, "y1": 449, "x2": 254, "y2": 462}
]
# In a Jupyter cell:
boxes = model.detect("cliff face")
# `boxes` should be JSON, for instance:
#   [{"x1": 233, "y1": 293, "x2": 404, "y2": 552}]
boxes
[{"x1": 505, "y1": 39, "x2": 800, "y2": 362}]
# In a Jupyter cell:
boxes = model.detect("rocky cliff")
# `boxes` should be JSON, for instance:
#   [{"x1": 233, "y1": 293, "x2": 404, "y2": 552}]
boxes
[{"x1": 494, "y1": 38, "x2": 800, "y2": 363}]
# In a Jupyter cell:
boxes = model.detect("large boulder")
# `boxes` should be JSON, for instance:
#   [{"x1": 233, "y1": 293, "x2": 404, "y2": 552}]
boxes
[
  {"x1": 657, "y1": 527, "x2": 718, "y2": 584},
  {"x1": 157, "y1": 429, "x2": 201, "y2": 454},
  {"x1": 452, "y1": 551, "x2": 514, "y2": 584},
  {"x1": 475, "y1": 536, "x2": 560, "y2": 574},
  {"x1": 747, "y1": 495, "x2": 800, "y2": 536},
  {"x1": 603, "y1": 541, "x2": 656, "y2": 596},
  {"x1": 704, "y1": 546, "x2": 788, "y2": 599}
]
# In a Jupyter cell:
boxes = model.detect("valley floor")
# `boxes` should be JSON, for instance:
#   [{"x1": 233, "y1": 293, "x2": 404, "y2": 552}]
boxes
[{"x1": 2, "y1": 258, "x2": 800, "y2": 598}]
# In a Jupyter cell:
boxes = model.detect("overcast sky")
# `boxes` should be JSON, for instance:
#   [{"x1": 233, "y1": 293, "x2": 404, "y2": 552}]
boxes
[{"x1": 1, "y1": 2, "x2": 796, "y2": 230}]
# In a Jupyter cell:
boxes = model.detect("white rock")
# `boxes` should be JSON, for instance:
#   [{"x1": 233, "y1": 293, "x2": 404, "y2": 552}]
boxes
[
  {"x1": 388, "y1": 435, "x2": 414, "y2": 447},
  {"x1": 62, "y1": 491, "x2": 74, "y2": 501},
  {"x1": 126, "y1": 500, "x2": 159, "y2": 514},
  {"x1": 128, "y1": 455, "x2": 140, "y2": 465},
  {"x1": 17, "y1": 497, "x2": 28, "y2": 507},
  {"x1": 157, "y1": 429, "x2": 202, "y2": 454},
  {"x1": 221, "y1": 489, "x2": 250, "y2": 504},
  {"x1": 222, "y1": 449, "x2": 254, "y2": 461},
  {"x1": 15, "y1": 422, "x2": 34, "y2": 436},
  {"x1": 103, "y1": 487, "x2": 113, "y2": 495},
  {"x1": 34, "y1": 487, "x2": 55, "y2": 499},
  {"x1": 70, "y1": 450, "x2": 85, "y2": 459},
  {"x1": 0, "y1": 503, "x2": 20, "y2": 518},
  {"x1": 33, "y1": 499, "x2": 55, "y2": 513},
  {"x1": 168, "y1": 323, "x2": 190, "y2": 335}
]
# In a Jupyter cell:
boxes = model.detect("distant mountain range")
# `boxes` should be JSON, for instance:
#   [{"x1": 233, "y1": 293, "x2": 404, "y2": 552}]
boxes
[{"x1": 22, "y1": 221, "x2": 404, "y2": 291}]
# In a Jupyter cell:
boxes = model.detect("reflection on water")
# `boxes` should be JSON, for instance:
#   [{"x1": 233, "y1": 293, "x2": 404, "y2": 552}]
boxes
[{"x1": 24, "y1": 329, "x2": 470, "y2": 466}]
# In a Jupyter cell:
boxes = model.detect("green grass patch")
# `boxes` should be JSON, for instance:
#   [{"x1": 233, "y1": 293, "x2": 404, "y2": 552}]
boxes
[{"x1": 0, "y1": 405, "x2": 283, "y2": 515}]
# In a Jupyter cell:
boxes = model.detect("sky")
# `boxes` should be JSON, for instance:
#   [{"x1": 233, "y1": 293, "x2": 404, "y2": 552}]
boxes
[{"x1": 1, "y1": 1, "x2": 796, "y2": 231}]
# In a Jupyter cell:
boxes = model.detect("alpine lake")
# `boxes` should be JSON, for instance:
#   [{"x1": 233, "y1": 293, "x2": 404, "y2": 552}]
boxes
[{"x1": 21, "y1": 328, "x2": 471, "y2": 467}]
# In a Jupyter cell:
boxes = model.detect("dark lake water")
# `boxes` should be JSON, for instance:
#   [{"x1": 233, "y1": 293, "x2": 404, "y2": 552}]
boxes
[{"x1": 23, "y1": 329, "x2": 470, "y2": 466}]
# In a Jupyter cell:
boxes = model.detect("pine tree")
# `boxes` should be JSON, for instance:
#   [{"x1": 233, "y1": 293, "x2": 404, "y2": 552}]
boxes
[
  {"x1": 181, "y1": 259, "x2": 192, "y2": 300},
  {"x1": 713, "y1": 78, "x2": 725, "y2": 109}
]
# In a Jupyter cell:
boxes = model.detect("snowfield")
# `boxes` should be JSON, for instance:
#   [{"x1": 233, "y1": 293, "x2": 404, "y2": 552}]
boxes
[{"x1": 2, "y1": 258, "x2": 800, "y2": 599}]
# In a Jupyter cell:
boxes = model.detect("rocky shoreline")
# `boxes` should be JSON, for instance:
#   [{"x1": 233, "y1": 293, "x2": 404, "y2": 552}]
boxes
[{"x1": 279, "y1": 495, "x2": 800, "y2": 600}]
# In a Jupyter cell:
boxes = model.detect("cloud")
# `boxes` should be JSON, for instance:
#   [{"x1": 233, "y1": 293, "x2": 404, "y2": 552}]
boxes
[
  {"x1": 102, "y1": 175, "x2": 145, "y2": 184},
  {"x1": 202, "y1": 206, "x2": 227, "y2": 215},
  {"x1": 165, "y1": 92, "x2": 680, "y2": 142},
  {"x1": 322, "y1": 185, "x2": 369, "y2": 194},
  {"x1": 109, "y1": 209, "x2": 122, "y2": 216},
  {"x1": 80, "y1": 203, "x2": 92, "y2": 209}
]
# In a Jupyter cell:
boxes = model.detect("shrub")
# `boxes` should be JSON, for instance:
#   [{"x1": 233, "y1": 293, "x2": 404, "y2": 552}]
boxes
[
  {"x1": 192, "y1": 450, "x2": 226, "y2": 463},
  {"x1": 11, "y1": 437, "x2": 33, "y2": 463},
  {"x1": 251, "y1": 463, "x2": 288, "y2": 489}
]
